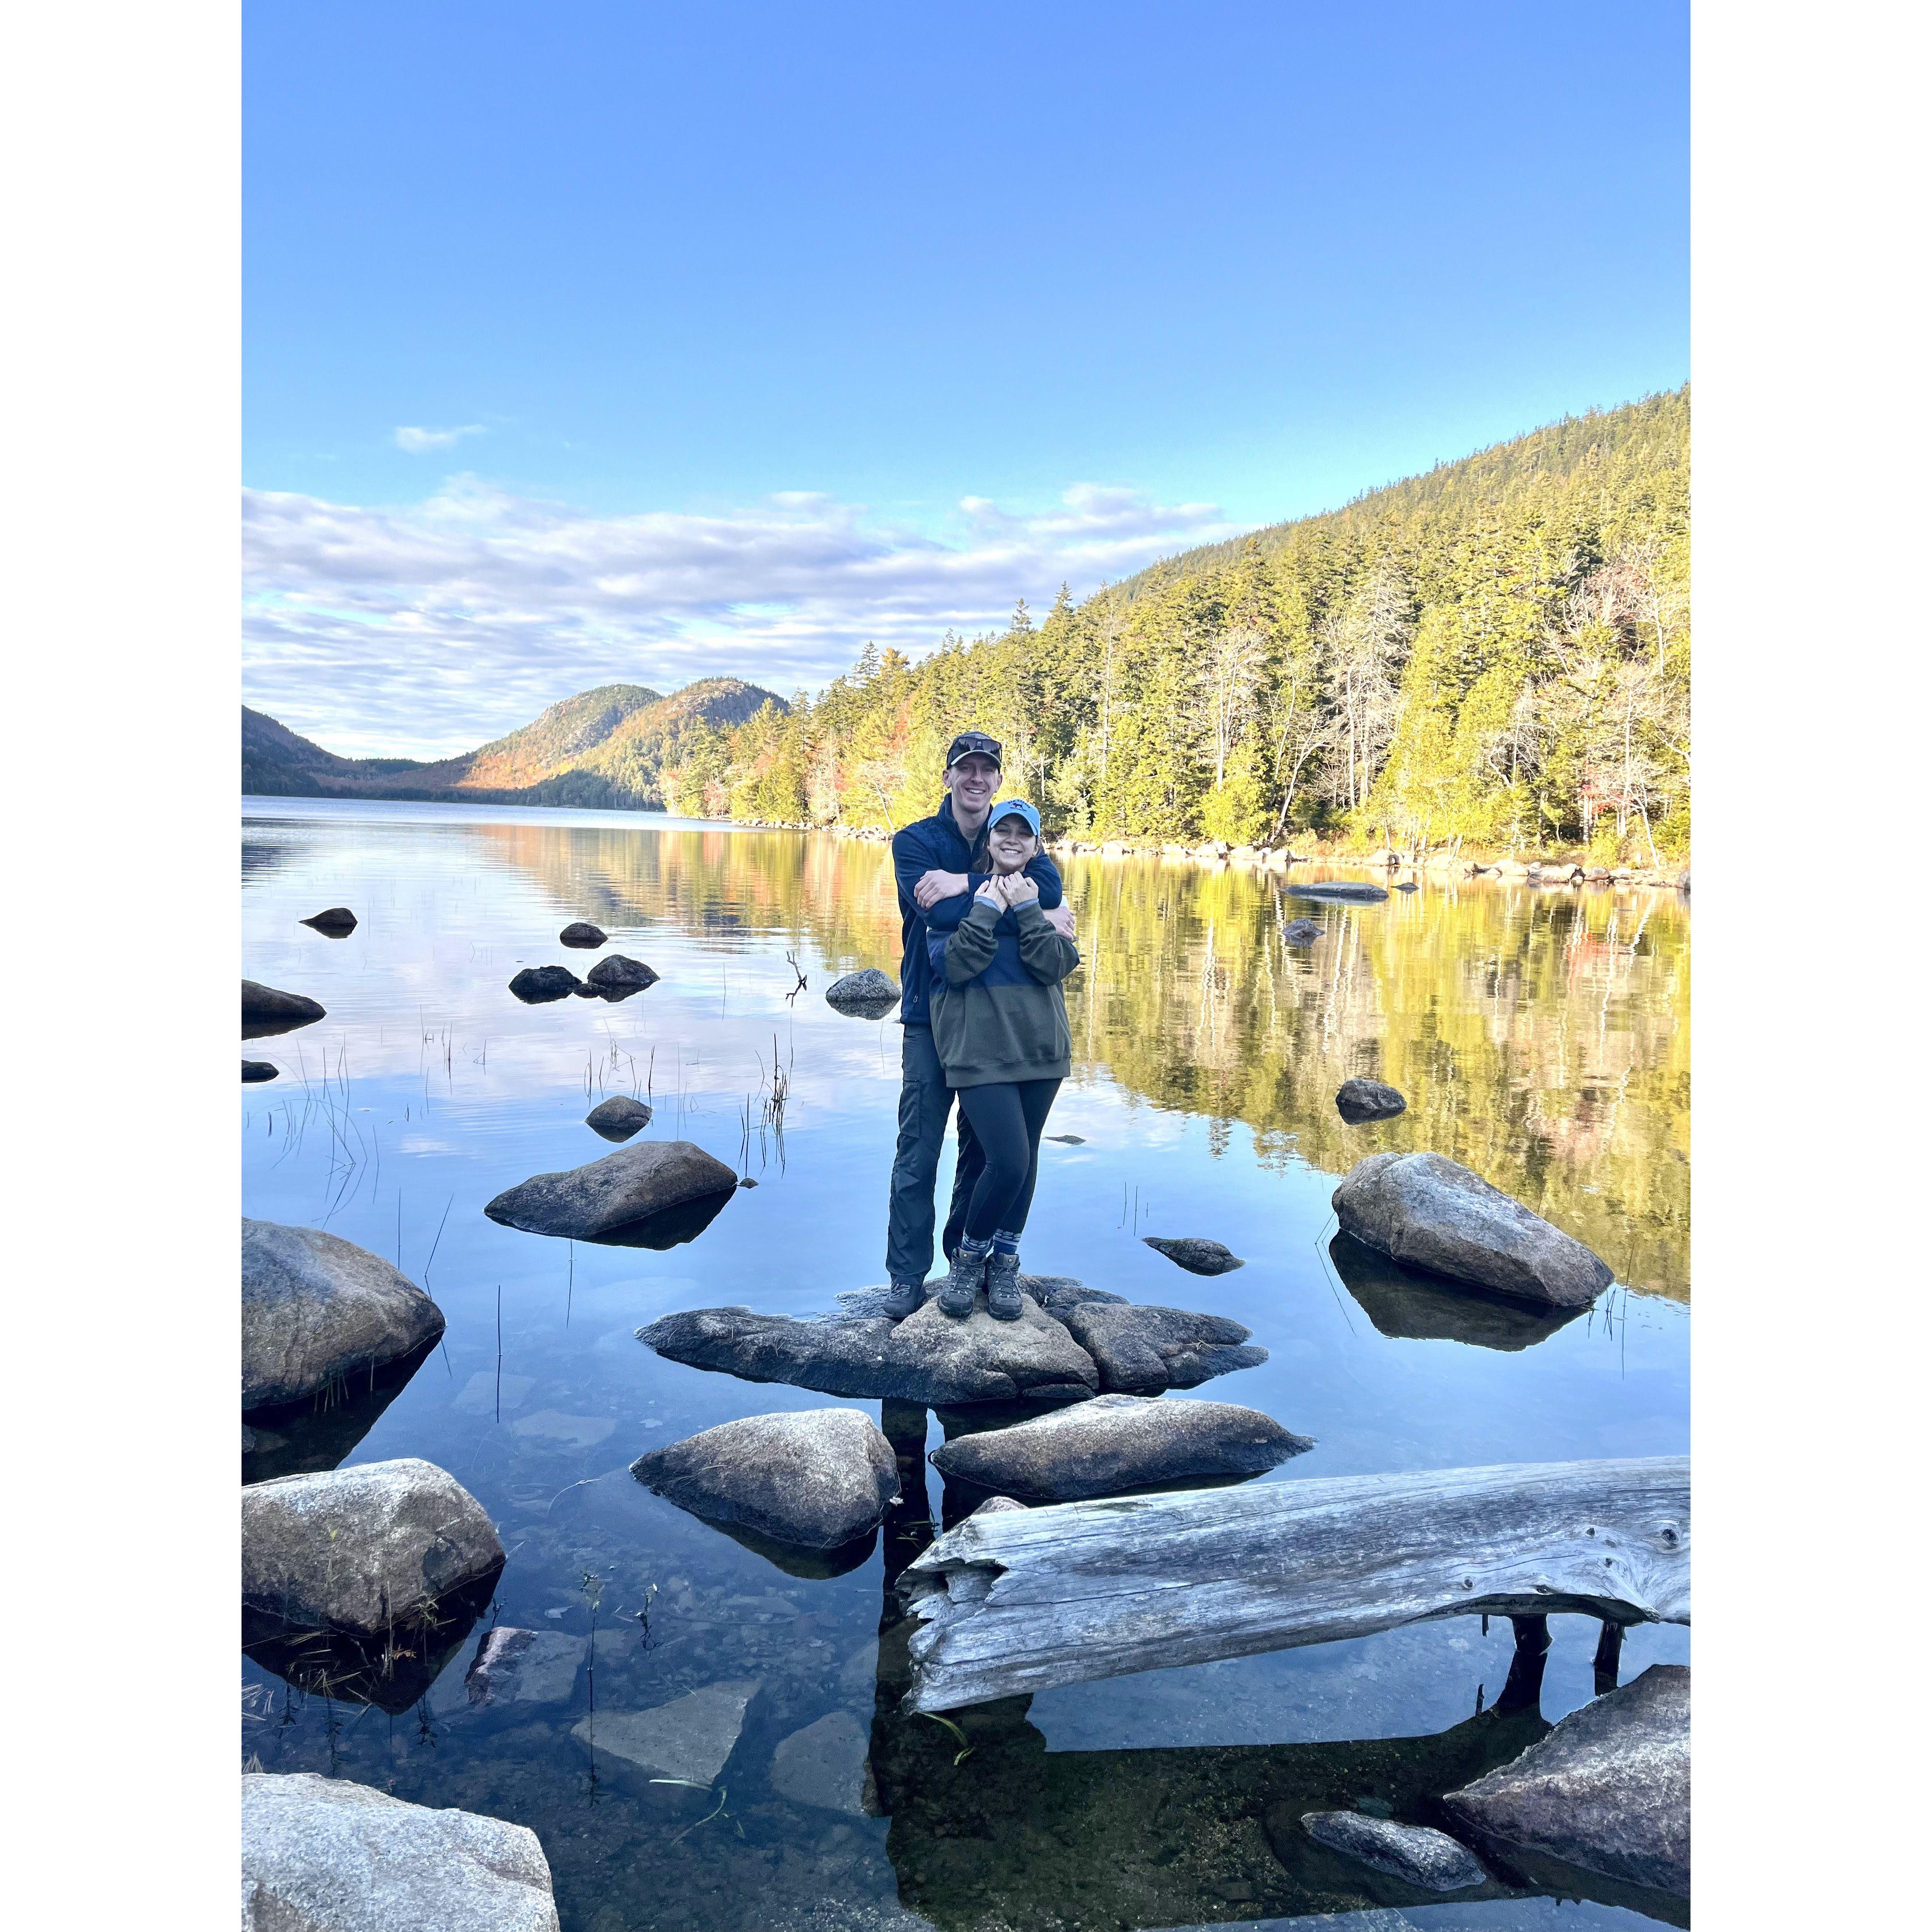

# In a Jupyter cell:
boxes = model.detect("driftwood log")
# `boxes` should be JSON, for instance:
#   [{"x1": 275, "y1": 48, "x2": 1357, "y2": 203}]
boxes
[{"x1": 901, "y1": 1456, "x2": 1688, "y2": 1713}]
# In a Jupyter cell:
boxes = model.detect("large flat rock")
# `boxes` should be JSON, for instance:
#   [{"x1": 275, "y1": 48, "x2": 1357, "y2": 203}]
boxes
[
  {"x1": 1056, "y1": 1301, "x2": 1267, "y2": 1394},
  {"x1": 639, "y1": 1295, "x2": 1102, "y2": 1404},
  {"x1": 485, "y1": 1139, "x2": 738, "y2": 1239},
  {"x1": 243, "y1": 1218, "x2": 445, "y2": 1414},
  {"x1": 242, "y1": 1458, "x2": 504, "y2": 1639},
  {"x1": 928, "y1": 1393, "x2": 1312, "y2": 1501},
  {"x1": 574, "y1": 1679, "x2": 760, "y2": 1788},
  {"x1": 242, "y1": 1773, "x2": 559, "y2": 1932},
  {"x1": 770, "y1": 1709, "x2": 872, "y2": 1814},
  {"x1": 632, "y1": 1409, "x2": 900, "y2": 1550},
  {"x1": 1333, "y1": 1151, "x2": 1612, "y2": 1309},
  {"x1": 1442, "y1": 1664, "x2": 1689, "y2": 1896},
  {"x1": 1288, "y1": 881, "x2": 1390, "y2": 903}
]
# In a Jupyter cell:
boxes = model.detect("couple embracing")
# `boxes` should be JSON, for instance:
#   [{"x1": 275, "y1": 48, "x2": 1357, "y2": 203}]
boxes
[{"x1": 881, "y1": 731, "x2": 1081, "y2": 1324}]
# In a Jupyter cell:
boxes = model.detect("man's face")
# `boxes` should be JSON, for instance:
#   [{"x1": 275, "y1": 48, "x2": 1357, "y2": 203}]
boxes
[{"x1": 944, "y1": 754, "x2": 1000, "y2": 814}]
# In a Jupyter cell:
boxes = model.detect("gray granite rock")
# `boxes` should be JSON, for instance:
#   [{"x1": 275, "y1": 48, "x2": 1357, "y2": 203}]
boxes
[
  {"x1": 242, "y1": 1773, "x2": 559, "y2": 1931},
  {"x1": 1333, "y1": 1150, "x2": 1612, "y2": 1308},
  {"x1": 770, "y1": 1709, "x2": 871, "y2": 1814},
  {"x1": 640, "y1": 1293, "x2": 1102, "y2": 1404},
  {"x1": 300, "y1": 907, "x2": 358, "y2": 934},
  {"x1": 1288, "y1": 881, "x2": 1391, "y2": 903},
  {"x1": 574, "y1": 1679, "x2": 760, "y2": 1787},
  {"x1": 464, "y1": 1627, "x2": 585, "y2": 1708},
  {"x1": 1282, "y1": 918, "x2": 1324, "y2": 944},
  {"x1": 1141, "y1": 1236, "x2": 1246, "y2": 1276},
  {"x1": 243, "y1": 1218, "x2": 446, "y2": 1413},
  {"x1": 242, "y1": 1060, "x2": 278, "y2": 1083},
  {"x1": 242, "y1": 1458, "x2": 504, "y2": 1638},
  {"x1": 928, "y1": 1393, "x2": 1311, "y2": 1501},
  {"x1": 632, "y1": 1409, "x2": 900, "y2": 1549},
  {"x1": 485, "y1": 1139, "x2": 738, "y2": 1239},
  {"x1": 1335, "y1": 1077, "x2": 1407, "y2": 1124},
  {"x1": 585, "y1": 1095, "x2": 654, "y2": 1140},
  {"x1": 242, "y1": 980, "x2": 326, "y2": 1036},
  {"x1": 507, "y1": 965, "x2": 584, "y2": 1003},
  {"x1": 826, "y1": 967, "x2": 901, "y2": 1015},
  {"x1": 558, "y1": 920, "x2": 607, "y2": 947},
  {"x1": 585, "y1": 954, "x2": 658, "y2": 991},
  {"x1": 1300, "y1": 1812, "x2": 1488, "y2": 1891},
  {"x1": 1442, "y1": 1664, "x2": 1689, "y2": 1896},
  {"x1": 1055, "y1": 1300, "x2": 1267, "y2": 1394}
]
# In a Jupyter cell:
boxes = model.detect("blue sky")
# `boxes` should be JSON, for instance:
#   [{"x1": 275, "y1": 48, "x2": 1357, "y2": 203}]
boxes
[{"x1": 244, "y1": 2, "x2": 1688, "y2": 755}]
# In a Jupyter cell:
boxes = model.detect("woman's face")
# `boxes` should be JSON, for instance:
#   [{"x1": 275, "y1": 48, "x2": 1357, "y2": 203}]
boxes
[{"x1": 987, "y1": 815, "x2": 1038, "y2": 874}]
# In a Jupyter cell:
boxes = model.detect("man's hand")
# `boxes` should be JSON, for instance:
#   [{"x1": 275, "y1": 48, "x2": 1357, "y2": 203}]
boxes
[
  {"x1": 915, "y1": 868, "x2": 969, "y2": 910},
  {"x1": 1043, "y1": 902, "x2": 1076, "y2": 941}
]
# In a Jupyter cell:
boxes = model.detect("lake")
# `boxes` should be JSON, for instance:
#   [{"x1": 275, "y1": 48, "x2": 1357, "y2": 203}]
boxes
[{"x1": 242, "y1": 798, "x2": 1690, "y2": 1932}]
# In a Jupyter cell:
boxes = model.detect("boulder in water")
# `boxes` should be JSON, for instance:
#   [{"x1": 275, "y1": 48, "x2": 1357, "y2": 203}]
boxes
[
  {"x1": 242, "y1": 1060, "x2": 278, "y2": 1083},
  {"x1": 1333, "y1": 1151, "x2": 1612, "y2": 1309},
  {"x1": 632, "y1": 1408, "x2": 899, "y2": 1550},
  {"x1": 1299, "y1": 1812, "x2": 1488, "y2": 1892},
  {"x1": 243, "y1": 1218, "x2": 446, "y2": 1414},
  {"x1": 585, "y1": 954, "x2": 658, "y2": 992},
  {"x1": 241, "y1": 1773, "x2": 560, "y2": 1932},
  {"x1": 1056, "y1": 1300, "x2": 1267, "y2": 1394},
  {"x1": 584, "y1": 1095, "x2": 653, "y2": 1140},
  {"x1": 242, "y1": 980, "x2": 326, "y2": 1038},
  {"x1": 299, "y1": 907, "x2": 358, "y2": 934},
  {"x1": 558, "y1": 920, "x2": 607, "y2": 948},
  {"x1": 1395, "y1": 880, "x2": 1419, "y2": 892},
  {"x1": 1335, "y1": 1077, "x2": 1407, "y2": 1124},
  {"x1": 1289, "y1": 881, "x2": 1391, "y2": 903},
  {"x1": 1442, "y1": 1665, "x2": 1689, "y2": 1897},
  {"x1": 508, "y1": 965, "x2": 584, "y2": 1003},
  {"x1": 826, "y1": 967, "x2": 901, "y2": 1015},
  {"x1": 929, "y1": 1393, "x2": 1311, "y2": 1501},
  {"x1": 243, "y1": 1458, "x2": 503, "y2": 1641},
  {"x1": 1141, "y1": 1236, "x2": 1245, "y2": 1276},
  {"x1": 485, "y1": 1139, "x2": 738, "y2": 1239},
  {"x1": 1282, "y1": 918, "x2": 1323, "y2": 945}
]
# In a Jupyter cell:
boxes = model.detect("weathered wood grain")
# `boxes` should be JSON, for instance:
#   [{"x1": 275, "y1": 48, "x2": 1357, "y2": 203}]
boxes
[{"x1": 902, "y1": 1456, "x2": 1687, "y2": 1713}]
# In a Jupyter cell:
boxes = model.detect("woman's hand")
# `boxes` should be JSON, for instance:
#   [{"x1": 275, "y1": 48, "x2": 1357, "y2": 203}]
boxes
[
  {"x1": 975, "y1": 876, "x2": 1004, "y2": 908},
  {"x1": 1000, "y1": 871, "x2": 1040, "y2": 906}
]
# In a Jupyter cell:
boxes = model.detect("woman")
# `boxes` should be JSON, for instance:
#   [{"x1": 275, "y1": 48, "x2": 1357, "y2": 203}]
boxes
[{"x1": 923, "y1": 799, "x2": 1081, "y2": 1320}]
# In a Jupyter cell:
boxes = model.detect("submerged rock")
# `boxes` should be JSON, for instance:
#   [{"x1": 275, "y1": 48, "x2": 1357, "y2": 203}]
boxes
[
  {"x1": 1443, "y1": 1664, "x2": 1689, "y2": 1897},
  {"x1": 1288, "y1": 881, "x2": 1391, "y2": 903},
  {"x1": 584, "y1": 1095, "x2": 654, "y2": 1140},
  {"x1": 1333, "y1": 1150, "x2": 1612, "y2": 1309},
  {"x1": 299, "y1": 907, "x2": 358, "y2": 934},
  {"x1": 771, "y1": 1710, "x2": 872, "y2": 1815},
  {"x1": 1056, "y1": 1300, "x2": 1267, "y2": 1394},
  {"x1": 639, "y1": 1295, "x2": 1101, "y2": 1405},
  {"x1": 632, "y1": 1409, "x2": 899, "y2": 1550},
  {"x1": 242, "y1": 980, "x2": 326, "y2": 1038},
  {"x1": 242, "y1": 1060, "x2": 278, "y2": 1083},
  {"x1": 825, "y1": 967, "x2": 901, "y2": 1015},
  {"x1": 1335, "y1": 1077, "x2": 1407, "y2": 1124},
  {"x1": 242, "y1": 1458, "x2": 504, "y2": 1640},
  {"x1": 558, "y1": 920, "x2": 607, "y2": 947},
  {"x1": 242, "y1": 1219, "x2": 445, "y2": 1414},
  {"x1": 1282, "y1": 918, "x2": 1324, "y2": 945},
  {"x1": 1300, "y1": 1812, "x2": 1488, "y2": 1892},
  {"x1": 1141, "y1": 1236, "x2": 1245, "y2": 1276},
  {"x1": 929, "y1": 1393, "x2": 1312, "y2": 1502},
  {"x1": 464, "y1": 1627, "x2": 585, "y2": 1708},
  {"x1": 484, "y1": 1139, "x2": 738, "y2": 1240},
  {"x1": 574, "y1": 1680, "x2": 760, "y2": 1789},
  {"x1": 508, "y1": 965, "x2": 584, "y2": 1003},
  {"x1": 242, "y1": 1773, "x2": 560, "y2": 1932},
  {"x1": 585, "y1": 953, "x2": 659, "y2": 992}
]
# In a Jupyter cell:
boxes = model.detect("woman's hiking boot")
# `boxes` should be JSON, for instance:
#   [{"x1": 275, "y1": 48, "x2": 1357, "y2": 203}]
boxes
[
  {"x1": 985, "y1": 1251, "x2": 1024, "y2": 1322},
  {"x1": 938, "y1": 1247, "x2": 984, "y2": 1319},
  {"x1": 882, "y1": 1279, "x2": 923, "y2": 1321}
]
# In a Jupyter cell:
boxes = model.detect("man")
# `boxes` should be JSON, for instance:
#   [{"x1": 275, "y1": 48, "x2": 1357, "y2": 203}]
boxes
[{"x1": 882, "y1": 731, "x2": 1074, "y2": 1320}]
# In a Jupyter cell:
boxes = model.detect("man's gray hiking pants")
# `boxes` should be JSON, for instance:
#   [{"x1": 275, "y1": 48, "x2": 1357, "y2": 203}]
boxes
[{"x1": 885, "y1": 1024, "x2": 981, "y2": 1286}]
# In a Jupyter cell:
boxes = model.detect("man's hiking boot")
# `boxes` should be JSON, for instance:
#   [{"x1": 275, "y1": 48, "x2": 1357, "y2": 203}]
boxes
[
  {"x1": 883, "y1": 1279, "x2": 923, "y2": 1321},
  {"x1": 985, "y1": 1252, "x2": 1024, "y2": 1321},
  {"x1": 938, "y1": 1247, "x2": 984, "y2": 1319}
]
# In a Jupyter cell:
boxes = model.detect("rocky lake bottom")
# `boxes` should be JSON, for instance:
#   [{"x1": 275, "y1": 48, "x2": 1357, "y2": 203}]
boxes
[{"x1": 242, "y1": 799, "x2": 1690, "y2": 1932}]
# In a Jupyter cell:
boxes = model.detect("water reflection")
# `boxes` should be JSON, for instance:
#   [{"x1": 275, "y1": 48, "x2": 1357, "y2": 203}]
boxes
[
  {"x1": 1327, "y1": 1234, "x2": 1587, "y2": 1353},
  {"x1": 242, "y1": 1336, "x2": 440, "y2": 1483}
]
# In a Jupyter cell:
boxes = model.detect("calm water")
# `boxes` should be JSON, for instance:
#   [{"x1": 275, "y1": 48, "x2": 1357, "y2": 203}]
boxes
[{"x1": 242, "y1": 799, "x2": 1690, "y2": 1932}]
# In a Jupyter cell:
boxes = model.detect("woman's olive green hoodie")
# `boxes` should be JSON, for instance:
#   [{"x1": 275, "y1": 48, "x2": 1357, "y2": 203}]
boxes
[{"x1": 925, "y1": 894, "x2": 1081, "y2": 1088}]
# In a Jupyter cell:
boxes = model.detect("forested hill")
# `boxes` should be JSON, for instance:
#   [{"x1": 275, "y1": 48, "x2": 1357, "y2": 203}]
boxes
[
  {"x1": 679, "y1": 388, "x2": 1689, "y2": 862},
  {"x1": 242, "y1": 677, "x2": 786, "y2": 810}
]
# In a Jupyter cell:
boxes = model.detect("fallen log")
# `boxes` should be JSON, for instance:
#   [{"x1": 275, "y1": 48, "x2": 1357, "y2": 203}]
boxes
[{"x1": 901, "y1": 1455, "x2": 1687, "y2": 1713}]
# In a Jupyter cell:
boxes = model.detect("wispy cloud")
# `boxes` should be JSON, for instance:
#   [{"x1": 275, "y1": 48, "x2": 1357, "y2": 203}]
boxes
[
  {"x1": 242, "y1": 478, "x2": 1241, "y2": 756},
  {"x1": 393, "y1": 424, "x2": 486, "y2": 454}
]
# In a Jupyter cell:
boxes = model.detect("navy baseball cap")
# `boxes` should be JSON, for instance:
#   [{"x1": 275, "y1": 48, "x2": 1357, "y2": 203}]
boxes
[
  {"x1": 988, "y1": 799, "x2": 1041, "y2": 840},
  {"x1": 945, "y1": 730, "x2": 1003, "y2": 770}
]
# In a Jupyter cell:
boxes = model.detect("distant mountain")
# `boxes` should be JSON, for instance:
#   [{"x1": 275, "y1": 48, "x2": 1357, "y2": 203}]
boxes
[{"x1": 242, "y1": 678, "x2": 788, "y2": 810}]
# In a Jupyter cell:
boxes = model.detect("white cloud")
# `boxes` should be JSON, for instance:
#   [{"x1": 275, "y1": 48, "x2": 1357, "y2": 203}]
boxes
[
  {"x1": 242, "y1": 478, "x2": 1242, "y2": 757},
  {"x1": 393, "y1": 424, "x2": 486, "y2": 454}
]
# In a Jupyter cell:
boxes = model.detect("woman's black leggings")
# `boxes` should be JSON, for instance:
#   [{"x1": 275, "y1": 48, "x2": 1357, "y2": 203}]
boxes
[{"x1": 953, "y1": 1079, "x2": 1062, "y2": 1243}]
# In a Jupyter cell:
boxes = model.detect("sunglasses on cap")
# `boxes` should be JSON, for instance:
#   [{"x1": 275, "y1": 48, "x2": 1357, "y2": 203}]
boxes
[{"x1": 945, "y1": 731, "x2": 1003, "y2": 770}]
